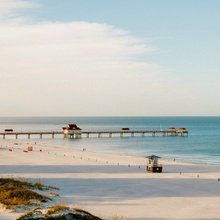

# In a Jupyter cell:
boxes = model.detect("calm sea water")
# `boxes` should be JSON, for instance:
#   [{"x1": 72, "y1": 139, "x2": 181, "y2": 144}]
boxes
[{"x1": 0, "y1": 117, "x2": 220, "y2": 166}]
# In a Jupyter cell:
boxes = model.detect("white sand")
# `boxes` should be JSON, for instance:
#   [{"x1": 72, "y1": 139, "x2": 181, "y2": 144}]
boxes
[{"x1": 1, "y1": 139, "x2": 220, "y2": 220}]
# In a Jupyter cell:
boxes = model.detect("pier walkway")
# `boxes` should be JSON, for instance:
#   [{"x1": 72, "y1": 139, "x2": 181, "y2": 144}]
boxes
[{"x1": 0, "y1": 129, "x2": 188, "y2": 139}]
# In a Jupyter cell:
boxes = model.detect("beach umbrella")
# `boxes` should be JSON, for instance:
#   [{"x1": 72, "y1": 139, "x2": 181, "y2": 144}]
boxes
[{"x1": 145, "y1": 155, "x2": 161, "y2": 159}]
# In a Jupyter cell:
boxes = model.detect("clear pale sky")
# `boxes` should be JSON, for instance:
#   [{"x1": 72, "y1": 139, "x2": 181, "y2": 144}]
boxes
[{"x1": 0, "y1": 0, "x2": 219, "y2": 116}]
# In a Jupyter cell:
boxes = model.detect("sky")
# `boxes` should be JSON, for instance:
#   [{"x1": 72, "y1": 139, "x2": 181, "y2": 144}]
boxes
[{"x1": 0, "y1": 0, "x2": 220, "y2": 116}]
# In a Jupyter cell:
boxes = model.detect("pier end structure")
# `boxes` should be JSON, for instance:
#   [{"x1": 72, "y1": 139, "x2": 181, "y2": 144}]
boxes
[{"x1": 176, "y1": 127, "x2": 188, "y2": 136}]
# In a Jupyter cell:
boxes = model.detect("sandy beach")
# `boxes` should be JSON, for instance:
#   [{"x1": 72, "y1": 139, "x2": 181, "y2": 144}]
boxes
[{"x1": 1, "y1": 139, "x2": 220, "y2": 220}]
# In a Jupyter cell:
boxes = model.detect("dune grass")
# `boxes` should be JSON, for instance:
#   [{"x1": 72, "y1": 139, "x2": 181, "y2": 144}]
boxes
[
  {"x1": 1, "y1": 178, "x2": 103, "y2": 220},
  {"x1": 45, "y1": 204, "x2": 70, "y2": 216},
  {"x1": 0, "y1": 178, "x2": 57, "y2": 208},
  {"x1": 17, "y1": 205, "x2": 103, "y2": 220}
]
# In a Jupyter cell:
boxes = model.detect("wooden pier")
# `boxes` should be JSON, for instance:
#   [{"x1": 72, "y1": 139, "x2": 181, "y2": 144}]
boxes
[
  {"x1": 0, "y1": 131, "x2": 63, "y2": 139},
  {"x1": 0, "y1": 129, "x2": 188, "y2": 139}
]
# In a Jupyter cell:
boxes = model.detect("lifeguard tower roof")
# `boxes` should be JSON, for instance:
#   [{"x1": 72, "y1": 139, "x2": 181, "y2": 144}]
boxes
[{"x1": 145, "y1": 155, "x2": 161, "y2": 159}]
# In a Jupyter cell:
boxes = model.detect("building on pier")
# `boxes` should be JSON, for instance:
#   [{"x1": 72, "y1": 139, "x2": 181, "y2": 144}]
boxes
[
  {"x1": 62, "y1": 124, "x2": 82, "y2": 138},
  {"x1": 168, "y1": 127, "x2": 176, "y2": 131},
  {"x1": 121, "y1": 128, "x2": 130, "y2": 131},
  {"x1": 176, "y1": 127, "x2": 188, "y2": 136},
  {"x1": 4, "y1": 129, "x2": 13, "y2": 133},
  {"x1": 177, "y1": 127, "x2": 187, "y2": 132}
]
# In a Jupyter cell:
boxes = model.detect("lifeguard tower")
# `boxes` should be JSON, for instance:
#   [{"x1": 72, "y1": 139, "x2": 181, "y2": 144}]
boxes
[{"x1": 146, "y1": 155, "x2": 163, "y2": 173}]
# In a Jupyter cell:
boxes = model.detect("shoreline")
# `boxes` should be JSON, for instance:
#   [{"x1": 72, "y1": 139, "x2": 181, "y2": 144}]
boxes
[
  {"x1": 3, "y1": 137, "x2": 220, "y2": 167},
  {"x1": 1, "y1": 139, "x2": 220, "y2": 219}
]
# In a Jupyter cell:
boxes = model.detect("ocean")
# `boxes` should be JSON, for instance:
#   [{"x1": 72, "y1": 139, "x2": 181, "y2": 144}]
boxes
[{"x1": 0, "y1": 116, "x2": 220, "y2": 166}]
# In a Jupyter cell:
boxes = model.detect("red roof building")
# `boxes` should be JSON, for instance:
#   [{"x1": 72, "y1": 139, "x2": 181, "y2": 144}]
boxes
[
  {"x1": 168, "y1": 127, "x2": 176, "y2": 131},
  {"x1": 4, "y1": 129, "x2": 13, "y2": 133},
  {"x1": 62, "y1": 124, "x2": 82, "y2": 135},
  {"x1": 121, "y1": 128, "x2": 130, "y2": 131}
]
